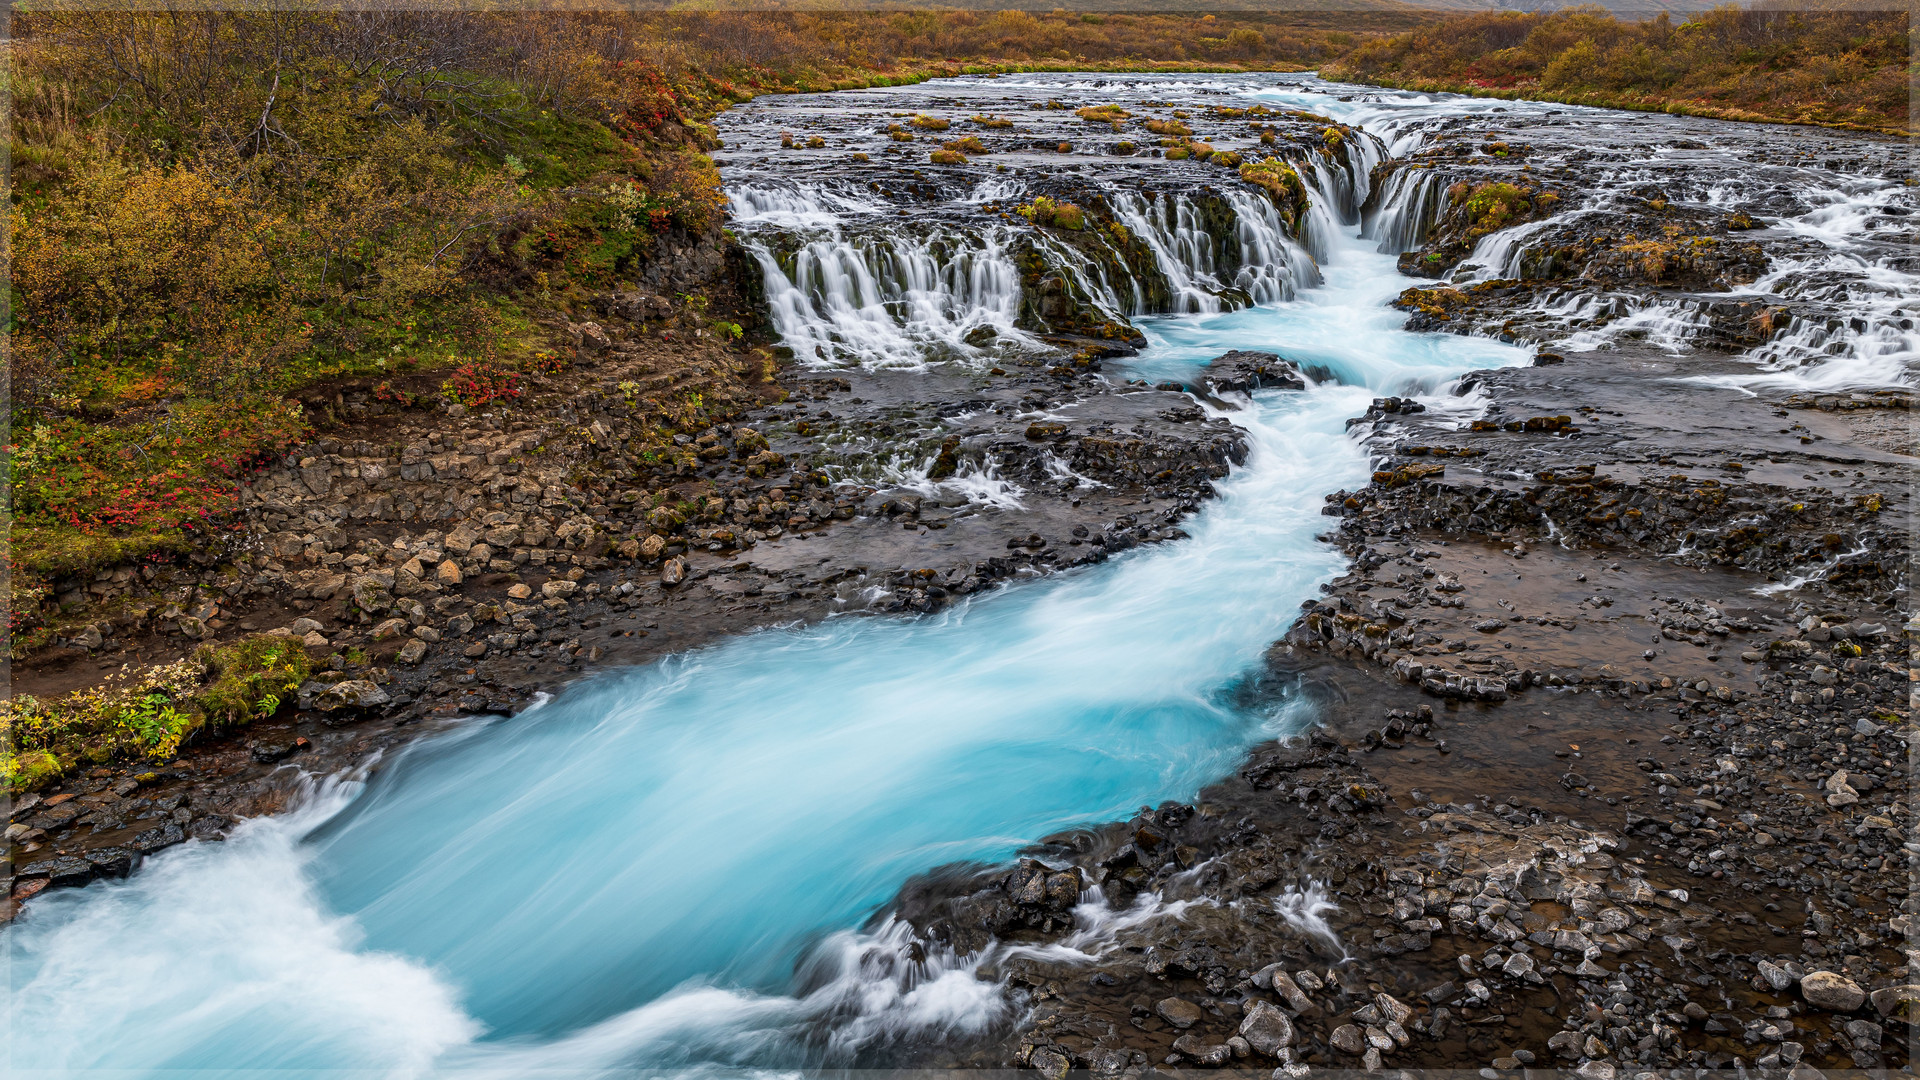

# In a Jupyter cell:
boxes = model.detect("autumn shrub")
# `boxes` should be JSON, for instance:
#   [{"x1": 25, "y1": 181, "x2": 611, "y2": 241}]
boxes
[
  {"x1": 1455, "y1": 181, "x2": 1556, "y2": 239},
  {"x1": 1076, "y1": 104, "x2": 1131, "y2": 126},
  {"x1": 441, "y1": 362, "x2": 525, "y2": 407},
  {"x1": 1017, "y1": 196, "x2": 1085, "y2": 230}
]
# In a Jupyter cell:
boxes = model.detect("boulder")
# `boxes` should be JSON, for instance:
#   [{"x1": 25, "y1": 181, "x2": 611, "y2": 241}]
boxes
[
  {"x1": 1330, "y1": 1024, "x2": 1365, "y2": 1054},
  {"x1": 1870, "y1": 984, "x2": 1920, "y2": 1019},
  {"x1": 1203, "y1": 350, "x2": 1306, "y2": 395},
  {"x1": 1800, "y1": 970, "x2": 1866, "y2": 1012},
  {"x1": 312, "y1": 680, "x2": 392, "y2": 714},
  {"x1": 1239, "y1": 999, "x2": 1295, "y2": 1055}
]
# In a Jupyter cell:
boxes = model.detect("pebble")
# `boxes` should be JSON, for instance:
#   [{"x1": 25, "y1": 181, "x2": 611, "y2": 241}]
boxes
[
  {"x1": 1156, "y1": 997, "x2": 1203, "y2": 1029},
  {"x1": 1330, "y1": 1024, "x2": 1365, "y2": 1054}
]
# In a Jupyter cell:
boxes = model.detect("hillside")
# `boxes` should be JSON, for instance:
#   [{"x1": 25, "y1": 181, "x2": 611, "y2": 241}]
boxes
[{"x1": 1323, "y1": 5, "x2": 1913, "y2": 134}]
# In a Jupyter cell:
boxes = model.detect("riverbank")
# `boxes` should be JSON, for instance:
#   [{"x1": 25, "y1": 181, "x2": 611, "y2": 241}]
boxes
[{"x1": 894, "y1": 344, "x2": 1913, "y2": 1076}]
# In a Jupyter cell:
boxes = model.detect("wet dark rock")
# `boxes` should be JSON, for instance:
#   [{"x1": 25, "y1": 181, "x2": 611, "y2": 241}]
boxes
[
  {"x1": 1203, "y1": 351, "x2": 1306, "y2": 395},
  {"x1": 1156, "y1": 997, "x2": 1205, "y2": 1029},
  {"x1": 1239, "y1": 1000, "x2": 1295, "y2": 1055}
]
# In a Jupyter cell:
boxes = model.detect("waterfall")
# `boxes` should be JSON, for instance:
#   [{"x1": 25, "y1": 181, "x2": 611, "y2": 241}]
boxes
[
  {"x1": 726, "y1": 123, "x2": 1407, "y2": 368},
  {"x1": 743, "y1": 224, "x2": 1034, "y2": 369},
  {"x1": 1224, "y1": 188, "x2": 1323, "y2": 303},
  {"x1": 1104, "y1": 190, "x2": 1227, "y2": 314},
  {"x1": 1362, "y1": 167, "x2": 1446, "y2": 255},
  {"x1": 1455, "y1": 216, "x2": 1561, "y2": 283}
]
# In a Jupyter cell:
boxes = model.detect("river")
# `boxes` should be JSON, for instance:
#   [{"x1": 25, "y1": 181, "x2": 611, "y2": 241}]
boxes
[{"x1": 6, "y1": 72, "x2": 1909, "y2": 1076}]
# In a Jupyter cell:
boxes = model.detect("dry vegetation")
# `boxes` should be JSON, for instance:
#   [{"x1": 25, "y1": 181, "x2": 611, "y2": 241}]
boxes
[{"x1": 1324, "y1": 5, "x2": 1913, "y2": 135}]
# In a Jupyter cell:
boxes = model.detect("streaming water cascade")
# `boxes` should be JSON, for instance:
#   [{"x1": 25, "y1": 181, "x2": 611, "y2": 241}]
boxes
[{"x1": 5, "y1": 73, "x2": 1909, "y2": 1077}]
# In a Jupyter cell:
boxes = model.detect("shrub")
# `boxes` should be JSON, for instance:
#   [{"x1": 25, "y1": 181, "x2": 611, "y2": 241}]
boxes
[
  {"x1": 1, "y1": 635, "x2": 311, "y2": 791},
  {"x1": 1016, "y1": 196, "x2": 1085, "y2": 230},
  {"x1": 1076, "y1": 104, "x2": 1131, "y2": 127},
  {"x1": 909, "y1": 114, "x2": 950, "y2": 130},
  {"x1": 1144, "y1": 118, "x2": 1193, "y2": 137},
  {"x1": 944, "y1": 135, "x2": 989, "y2": 154},
  {"x1": 441, "y1": 361, "x2": 524, "y2": 408},
  {"x1": 929, "y1": 148, "x2": 968, "y2": 165}
]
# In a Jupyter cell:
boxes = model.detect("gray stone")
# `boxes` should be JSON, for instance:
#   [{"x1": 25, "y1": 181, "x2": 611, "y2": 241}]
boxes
[
  {"x1": 1029, "y1": 1047, "x2": 1070, "y2": 1080},
  {"x1": 1240, "y1": 1000, "x2": 1295, "y2": 1055},
  {"x1": 1172, "y1": 1034, "x2": 1231, "y2": 1066},
  {"x1": 312, "y1": 679, "x2": 391, "y2": 713},
  {"x1": 1800, "y1": 971, "x2": 1866, "y2": 1012},
  {"x1": 1157, "y1": 997, "x2": 1204, "y2": 1030},
  {"x1": 1869, "y1": 984, "x2": 1920, "y2": 1018},
  {"x1": 1758, "y1": 959, "x2": 1799, "y2": 990},
  {"x1": 661, "y1": 558, "x2": 687, "y2": 586},
  {"x1": 1844, "y1": 1020, "x2": 1882, "y2": 1047},
  {"x1": 1373, "y1": 992, "x2": 1413, "y2": 1026},
  {"x1": 396, "y1": 638, "x2": 428, "y2": 665},
  {"x1": 1330, "y1": 1024, "x2": 1365, "y2": 1054},
  {"x1": 1270, "y1": 970, "x2": 1317, "y2": 1013}
]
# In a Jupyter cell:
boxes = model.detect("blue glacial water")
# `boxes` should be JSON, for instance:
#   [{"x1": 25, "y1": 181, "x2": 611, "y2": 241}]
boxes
[{"x1": 4, "y1": 80, "x2": 1534, "y2": 1078}]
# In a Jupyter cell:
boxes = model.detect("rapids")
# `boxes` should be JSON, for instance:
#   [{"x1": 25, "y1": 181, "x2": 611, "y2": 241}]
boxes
[{"x1": 5, "y1": 72, "x2": 1906, "y2": 1077}]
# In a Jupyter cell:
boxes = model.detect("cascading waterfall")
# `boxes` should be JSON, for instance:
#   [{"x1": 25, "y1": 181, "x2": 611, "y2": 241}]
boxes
[
  {"x1": 1223, "y1": 188, "x2": 1323, "y2": 303},
  {"x1": 1454, "y1": 215, "x2": 1572, "y2": 283},
  {"x1": 1105, "y1": 190, "x2": 1231, "y2": 314},
  {"x1": 745, "y1": 225, "x2": 1034, "y2": 369},
  {"x1": 1361, "y1": 166, "x2": 1446, "y2": 254},
  {"x1": 732, "y1": 124, "x2": 1384, "y2": 367}
]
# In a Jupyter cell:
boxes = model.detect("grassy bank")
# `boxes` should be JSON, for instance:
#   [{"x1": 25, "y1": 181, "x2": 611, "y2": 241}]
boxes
[
  {"x1": 1322, "y1": 6, "x2": 1913, "y2": 136},
  {"x1": 5, "y1": 10, "x2": 1420, "y2": 788}
]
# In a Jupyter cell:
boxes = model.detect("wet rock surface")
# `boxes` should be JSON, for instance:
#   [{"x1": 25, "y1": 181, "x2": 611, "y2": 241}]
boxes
[
  {"x1": 1366, "y1": 102, "x2": 1914, "y2": 374},
  {"x1": 877, "y1": 341, "x2": 1912, "y2": 1075}
]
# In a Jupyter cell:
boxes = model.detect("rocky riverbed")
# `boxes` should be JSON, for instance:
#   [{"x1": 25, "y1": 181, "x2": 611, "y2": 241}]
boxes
[
  {"x1": 7, "y1": 71, "x2": 1913, "y2": 1077},
  {"x1": 880, "y1": 343, "x2": 1912, "y2": 1077}
]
